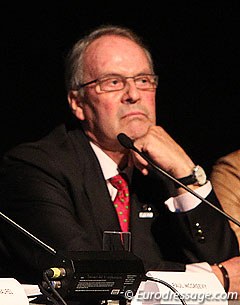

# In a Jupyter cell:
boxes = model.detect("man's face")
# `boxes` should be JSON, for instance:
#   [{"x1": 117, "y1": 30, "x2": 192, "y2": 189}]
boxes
[{"x1": 75, "y1": 35, "x2": 157, "y2": 151}]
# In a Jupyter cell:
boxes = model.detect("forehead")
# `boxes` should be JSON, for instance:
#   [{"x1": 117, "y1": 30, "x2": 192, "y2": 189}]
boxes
[{"x1": 84, "y1": 35, "x2": 151, "y2": 76}]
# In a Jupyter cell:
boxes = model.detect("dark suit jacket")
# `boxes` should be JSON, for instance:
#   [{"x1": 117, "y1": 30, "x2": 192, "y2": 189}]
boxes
[{"x1": 0, "y1": 121, "x2": 239, "y2": 284}]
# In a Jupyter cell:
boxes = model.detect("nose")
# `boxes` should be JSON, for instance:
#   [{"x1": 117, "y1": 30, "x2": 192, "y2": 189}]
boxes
[{"x1": 122, "y1": 78, "x2": 141, "y2": 104}]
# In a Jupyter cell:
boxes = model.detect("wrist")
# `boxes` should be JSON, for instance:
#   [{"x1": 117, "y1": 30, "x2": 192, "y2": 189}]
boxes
[
  {"x1": 175, "y1": 165, "x2": 207, "y2": 189},
  {"x1": 213, "y1": 263, "x2": 230, "y2": 293}
]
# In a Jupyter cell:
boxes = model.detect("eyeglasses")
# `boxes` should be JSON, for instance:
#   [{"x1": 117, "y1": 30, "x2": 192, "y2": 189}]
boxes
[{"x1": 75, "y1": 74, "x2": 158, "y2": 92}]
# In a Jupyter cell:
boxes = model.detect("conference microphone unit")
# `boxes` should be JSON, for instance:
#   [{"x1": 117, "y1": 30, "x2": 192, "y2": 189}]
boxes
[
  {"x1": 43, "y1": 250, "x2": 145, "y2": 303},
  {"x1": 0, "y1": 210, "x2": 145, "y2": 303},
  {"x1": 117, "y1": 132, "x2": 240, "y2": 228}
]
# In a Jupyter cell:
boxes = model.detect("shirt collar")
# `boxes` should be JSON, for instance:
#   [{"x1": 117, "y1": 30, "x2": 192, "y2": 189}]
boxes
[{"x1": 90, "y1": 141, "x2": 132, "y2": 180}]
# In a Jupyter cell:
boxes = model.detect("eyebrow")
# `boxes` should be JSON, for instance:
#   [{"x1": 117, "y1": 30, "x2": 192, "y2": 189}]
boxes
[{"x1": 97, "y1": 72, "x2": 154, "y2": 79}]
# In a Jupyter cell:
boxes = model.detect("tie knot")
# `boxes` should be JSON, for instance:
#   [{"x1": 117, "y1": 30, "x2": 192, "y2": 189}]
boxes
[{"x1": 109, "y1": 173, "x2": 129, "y2": 190}]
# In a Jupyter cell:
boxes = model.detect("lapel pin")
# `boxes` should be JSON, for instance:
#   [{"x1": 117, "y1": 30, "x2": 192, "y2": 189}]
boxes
[{"x1": 139, "y1": 204, "x2": 154, "y2": 218}]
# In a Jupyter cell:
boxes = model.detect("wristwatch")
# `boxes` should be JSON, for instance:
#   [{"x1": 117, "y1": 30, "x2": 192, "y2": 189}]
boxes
[{"x1": 176, "y1": 165, "x2": 207, "y2": 188}]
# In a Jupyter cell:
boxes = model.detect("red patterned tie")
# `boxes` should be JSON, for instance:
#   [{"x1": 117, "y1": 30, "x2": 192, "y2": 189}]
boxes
[{"x1": 109, "y1": 173, "x2": 130, "y2": 232}]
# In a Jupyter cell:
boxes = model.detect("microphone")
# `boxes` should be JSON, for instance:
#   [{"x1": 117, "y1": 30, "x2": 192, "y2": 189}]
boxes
[{"x1": 117, "y1": 133, "x2": 240, "y2": 227}]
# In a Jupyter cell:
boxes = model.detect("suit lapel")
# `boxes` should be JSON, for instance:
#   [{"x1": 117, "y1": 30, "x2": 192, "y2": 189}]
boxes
[
  {"x1": 83, "y1": 158, "x2": 122, "y2": 233},
  {"x1": 69, "y1": 127, "x2": 121, "y2": 234}
]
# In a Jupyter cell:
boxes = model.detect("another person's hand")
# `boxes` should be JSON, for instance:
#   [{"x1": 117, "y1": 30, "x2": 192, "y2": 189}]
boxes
[{"x1": 211, "y1": 256, "x2": 240, "y2": 299}]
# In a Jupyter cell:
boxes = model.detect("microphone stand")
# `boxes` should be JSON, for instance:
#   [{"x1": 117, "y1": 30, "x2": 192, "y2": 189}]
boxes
[{"x1": 117, "y1": 133, "x2": 240, "y2": 228}]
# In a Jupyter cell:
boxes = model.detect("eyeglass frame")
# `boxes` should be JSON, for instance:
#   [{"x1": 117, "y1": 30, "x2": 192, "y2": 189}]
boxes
[{"x1": 73, "y1": 73, "x2": 159, "y2": 92}]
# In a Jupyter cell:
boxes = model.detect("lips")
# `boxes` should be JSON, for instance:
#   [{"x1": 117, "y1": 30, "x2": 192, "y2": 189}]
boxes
[{"x1": 122, "y1": 111, "x2": 146, "y2": 119}]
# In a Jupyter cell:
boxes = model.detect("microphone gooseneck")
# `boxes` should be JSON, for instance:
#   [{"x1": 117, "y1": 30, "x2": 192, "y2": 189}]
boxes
[
  {"x1": 117, "y1": 133, "x2": 240, "y2": 227},
  {"x1": 0, "y1": 211, "x2": 57, "y2": 255}
]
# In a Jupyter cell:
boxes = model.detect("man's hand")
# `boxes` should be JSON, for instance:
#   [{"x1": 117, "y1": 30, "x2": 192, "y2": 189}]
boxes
[{"x1": 131, "y1": 125, "x2": 195, "y2": 178}]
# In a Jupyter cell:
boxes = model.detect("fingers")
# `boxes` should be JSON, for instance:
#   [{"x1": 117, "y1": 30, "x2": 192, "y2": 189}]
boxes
[{"x1": 129, "y1": 151, "x2": 149, "y2": 175}]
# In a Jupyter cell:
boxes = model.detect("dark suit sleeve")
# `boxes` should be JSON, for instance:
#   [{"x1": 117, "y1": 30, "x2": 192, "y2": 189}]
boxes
[
  {"x1": 131, "y1": 171, "x2": 239, "y2": 272},
  {"x1": 152, "y1": 189, "x2": 240, "y2": 265}
]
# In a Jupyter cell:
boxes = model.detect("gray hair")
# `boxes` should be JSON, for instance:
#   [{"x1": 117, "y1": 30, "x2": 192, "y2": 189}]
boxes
[{"x1": 64, "y1": 24, "x2": 154, "y2": 92}]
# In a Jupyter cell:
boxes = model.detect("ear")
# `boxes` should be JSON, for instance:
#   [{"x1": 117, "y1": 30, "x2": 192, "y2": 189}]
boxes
[{"x1": 68, "y1": 91, "x2": 85, "y2": 121}]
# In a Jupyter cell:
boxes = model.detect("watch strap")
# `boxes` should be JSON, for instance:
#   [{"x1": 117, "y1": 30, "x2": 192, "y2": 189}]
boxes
[
  {"x1": 175, "y1": 174, "x2": 196, "y2": 188},
  {"x1": 174, "y1": 165, "x2": 207, "y2": 188}
]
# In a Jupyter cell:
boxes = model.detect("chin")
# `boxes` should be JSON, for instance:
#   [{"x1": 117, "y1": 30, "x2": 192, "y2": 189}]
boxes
[
  {"x1": 123, "y1": 125, "x2": 151, "y2": 140},
  {"x1": 119, "y1": 117, "x2": 155, "y2": 140}
]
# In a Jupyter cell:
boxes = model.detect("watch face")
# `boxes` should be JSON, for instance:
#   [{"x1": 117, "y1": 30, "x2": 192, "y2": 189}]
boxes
[{"x1": 194, "y1": 166, "x2": 207, "y2": 185}]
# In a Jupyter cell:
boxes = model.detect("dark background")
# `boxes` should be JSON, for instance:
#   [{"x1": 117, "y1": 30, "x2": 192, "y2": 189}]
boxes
[{"x1": 2, "y1": 2, "x2": 239, "y2": 175}]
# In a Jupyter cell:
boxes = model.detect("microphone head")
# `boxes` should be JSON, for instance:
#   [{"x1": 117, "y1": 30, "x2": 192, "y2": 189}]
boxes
[{"x1": 117, "y1": 133, "x2": 134, "y2": 149}]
